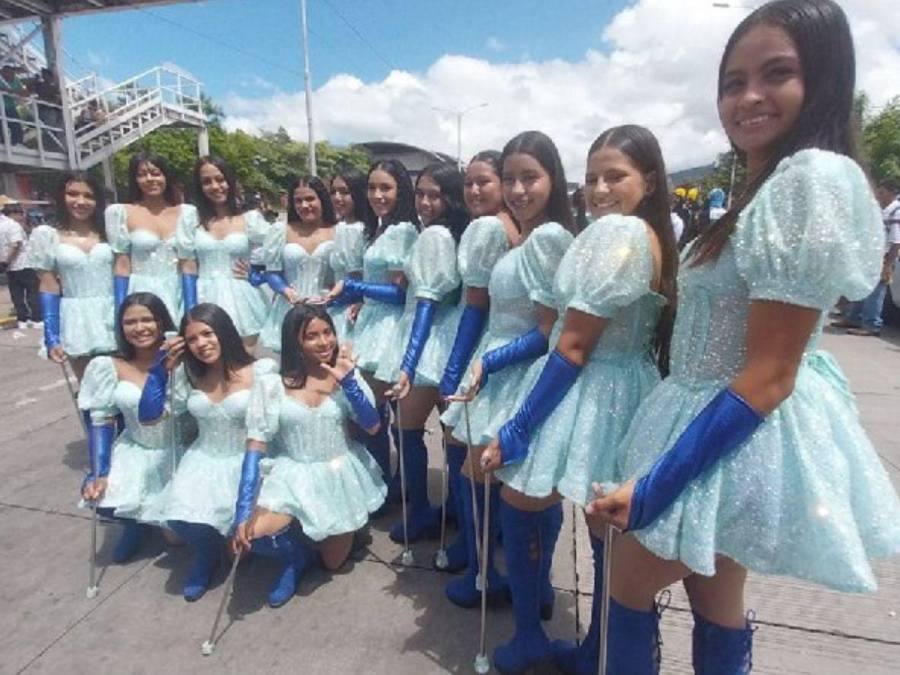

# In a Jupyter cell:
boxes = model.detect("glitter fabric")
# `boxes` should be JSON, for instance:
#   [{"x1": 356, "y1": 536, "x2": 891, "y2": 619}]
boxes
[
  {"x1": 352, "y1": 222, "x2": 419, "y2": 374},
  {"x1": 105, "y1": 203, "x2": 183, "y2": 323},
  {"x1": 28, "y1": 224, "x2": 116, "y2": 356},
  {"x1": 146, "y1": 359, "x2": 277, "y2": 535},
  {"x1": 376, "y1": 224, "x2": 461, "y2": 386},
  {"x1": 329, "y1": 220, "x2": 366, "y2": 339},
  {"x1": 496, "y1": 215, "x2": 664, "y2": 503},
  {"x1": 77, "y1": 356, "x2": 186, "y2": 521},
  {"x1": 617, "y1": 149, "x2": 900, "y2": 592},
  {"x1": 259, "y1": 221, "x2": 336, "y2": 351},
  {"x1": 176, "y1": 207, "x2": 269, "y2": 338},
  {"x1": 246, "y1": 372, "x2": 387, "y2": 541},
  {"x1": 443, "y1": 222, "x2": 573, "y2": 445}
]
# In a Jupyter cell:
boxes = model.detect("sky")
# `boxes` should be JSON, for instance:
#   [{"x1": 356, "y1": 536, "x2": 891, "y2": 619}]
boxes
[{"x1": 42, "y1": 0, "x2": 900, "y2": 177}]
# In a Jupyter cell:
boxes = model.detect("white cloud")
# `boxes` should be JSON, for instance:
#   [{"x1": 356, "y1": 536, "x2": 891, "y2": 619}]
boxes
[
  {"x1": 222, "y1": 0, "x2": 900, "y2": 179},
  {"x1": 486, "y1": 36, "x2": 505, "y2": 53}
]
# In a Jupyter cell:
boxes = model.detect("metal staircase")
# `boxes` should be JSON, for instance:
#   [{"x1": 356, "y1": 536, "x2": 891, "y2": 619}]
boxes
[{"x1": 0, "y1": 65, "x2": 206, "y2": 171}]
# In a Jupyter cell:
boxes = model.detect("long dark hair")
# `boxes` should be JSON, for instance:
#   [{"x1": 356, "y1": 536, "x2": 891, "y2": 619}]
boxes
[
  {"x1": 416, "y1": 162, "x2": 469, "y2": 242},
  {"x1": 287, "y1": 175, "x2": 337, "y2": 226},
  {"x1": 127, "y1": 151, "x2": 179, "y2": 205},
  {"x1": 54, "y1": 171, "x2": 107, "y2": 240},
  {"x1": 331, "y1": 167, "x2": 370, "y2": 223},
  {"x1": 500, "y1": 131, "x2": 575, "y2": 233},
  {"x1": 115, "y1": 292, "x2": 175, "y2": 360},
  {"x1": 364, "y1": 159, "x2": 419, "y2": 241},
  {"x1": 193, "y1": 155, "x2": 239, "y2": 223},
  {"x1": 692, "y1": 0, "x2": 858, "y2": 264},
  {"x1": 280, "y1": 304, "x2": 338, "y2": 389},
  {"x1": 589, "y1": 125, "x2": 678, "y2": 374},
  {"x1": 180, "y1": 303, "x2": 255, "y2": 384}
]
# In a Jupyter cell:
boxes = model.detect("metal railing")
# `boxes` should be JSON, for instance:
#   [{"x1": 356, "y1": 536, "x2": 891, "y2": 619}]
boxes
[{"x1": 0, "y1": 90, "x2": 67, "y2": 166}]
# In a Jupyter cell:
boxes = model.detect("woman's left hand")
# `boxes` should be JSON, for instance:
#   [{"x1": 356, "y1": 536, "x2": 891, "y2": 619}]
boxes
[
  {"x1": 321, "y1": 342, "x2": 358, "y2": 382},
  {"x1": 389, "y1": 371, "x2": 412, "y2": 400},
  {"x1": 233, "y1": 259, "x2": 250, "y2": 280},
  {"x1": 584, "y1": 480, "x2": 635, "y2": 534},
  {"x1": 480, "y1": 440, "x2": 502, "y2": 474}
]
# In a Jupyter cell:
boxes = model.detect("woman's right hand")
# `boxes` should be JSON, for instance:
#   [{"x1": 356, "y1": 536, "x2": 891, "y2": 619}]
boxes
[
  {"x1": 82, "y1": 477, "x2": 108, "y2": 502},
  {"x1": 284, "y1": 287, "x2": 302, "y2": 305},
  {"x1": 347, "y1": 302, "x2": 362, "y2": 324},
  {"x1": 447, "y1": 359, "x2": 483, "y2": 402},
  {"x1": 49, "y1": 344, "x2": 67, "y2": 364},
  {"x1": 164, "y1": 336, "x2": 185, "y2": 372},
  {"x1": 231, "y1": 520, "x2": 253, "y2": 555},
  {"x1": 327, "y1": 279, "x2": 345, "y2": 304}
]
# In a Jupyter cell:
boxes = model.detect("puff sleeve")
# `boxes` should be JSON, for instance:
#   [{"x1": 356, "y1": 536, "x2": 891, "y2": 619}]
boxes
[
  {"x1": 27, "y1": 224, "x2": 59, "y2": 272},
  {"x1": 104, "y1": 204, "x2": 131, "y2": 254},
  {"x1": 406, "y1": 225, "x2": 461, "y2": 301},
  {"x1": 262, "y1": 220, "x2": 287, "y2": 272},
  {"x1": 175, "y1": 204, "x2": 200, "y2": 259},
  {"x1": 246, "y1": 372, "x2": 283, "y2": 443},
  {"x1": 77, "y1": 356, "x2": 119, "y2": 422},
  {"x1": 381, "y1": 221, "x2": 419, "y2": 272},
  {"x1": 458, "y1": 216, "x2": 510, "y2": 288},
  {"x1": 517, "y1": 222, "x2": 574, "y2": 307},
  {"x1": 331, "y1": 221, "x2": 366, "y2": 278},
  {"x1": 243, "y1": 209, "x2": 271, "y2": 246}
]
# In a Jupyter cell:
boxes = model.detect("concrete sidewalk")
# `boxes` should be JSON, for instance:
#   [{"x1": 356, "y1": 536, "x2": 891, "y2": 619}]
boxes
[{"x1": 0, "y1": 320, "x2": 898, "y2": 675}]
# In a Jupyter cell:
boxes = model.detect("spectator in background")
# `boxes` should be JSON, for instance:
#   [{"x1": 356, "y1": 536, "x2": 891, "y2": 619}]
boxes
[
  {"x1": 0, "y1": 64, "x2": 26, "y2": 146},
  {"x1": 832, "y1": 178, "x2": 900, "y2": 336},
  {"x1": 669, "y1": 193, "x2": 684, "y2": 243},
  {"x1": 0, "y1": 201, "x2": 41, "y2": 328}
]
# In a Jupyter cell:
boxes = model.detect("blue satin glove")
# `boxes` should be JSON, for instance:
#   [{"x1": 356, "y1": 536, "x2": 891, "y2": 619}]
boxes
[
  {"x1": 113, "y1": 275, "x2": 129, "y2": 317},
  {"x1": 232, "y1": 449, "x2": 262, "y2": 530},
  {"x1": 39, "y1": 291, "x2": 61, "y2": 352},
  {"x1": 181, "y1": 273, "x2": 198, "y2": 312},
  {"x1": 265, "y1": 271, "x2": 291, "y2": 297},
  {"x1": 400, "y1": 299, "x2": 437, "y2": 381},
  {"x1": 340, "y1": 372, "x2": 381, "y2": 430},
  {"x1": 497, "y1": 350, "x2": 582, "y2": 466},
  {"x1": 83, "y1": 420, "x2": 115, "y2": 490},
  {"x1": 481, "y1": 326, "x2": 549, "y2": 387},
  {"x1": 344, "y1": 278, "x2": 406, "y2": 305},
  {"x1": 439, "y1": 304, "x2": 488, "y2": 397},
  {"x1": 627, "y1": 388, "x2": 764, "y2": 531},
  {"x1": 138, "y1": 350, "x2": 169, "y2": 423},
  {"x1": 248, "y1": 264, "x2": 267, "y2": 288},
  {"x1": 328, "y1": 278, "x2": 364, "y2": 308}
]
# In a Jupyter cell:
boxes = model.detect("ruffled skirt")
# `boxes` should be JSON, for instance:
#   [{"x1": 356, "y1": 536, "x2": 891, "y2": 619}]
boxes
[
  {"x1": 198, "y1": 276, "x2": 268, "y2": 338},
  {"x1": 128, "y1": 272, "x2": 182, "y2": 326},
  {"x1": 99, "y1": 435, "x2": 173, "y2": 521},
  {"x1": 351, "y1": 300, "x2": 405, "y2": 376},
  {"x1": 375, "y1": 303, "x2": 462, "y2": 387},
  {"x1": 618, "y1": 351, "x2": 900, "y2": 592},
  {"x1": 59, "y1": 296, "x2": 116, "y2": 357}
]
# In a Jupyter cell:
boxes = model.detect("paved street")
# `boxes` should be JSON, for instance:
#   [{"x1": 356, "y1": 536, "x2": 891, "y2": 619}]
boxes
[{"x1": 1, "y1": 302, "x2": 898, "y2": 674}]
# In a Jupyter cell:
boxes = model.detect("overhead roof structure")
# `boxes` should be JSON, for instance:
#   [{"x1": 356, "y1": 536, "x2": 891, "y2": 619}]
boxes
[{"x1": 0, "y1": 1, "x2": 200, "y2": 26}]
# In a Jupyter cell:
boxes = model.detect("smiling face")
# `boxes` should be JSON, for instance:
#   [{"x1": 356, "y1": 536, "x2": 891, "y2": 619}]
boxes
[
  {"x1": 464, "y1": 160, "x2": 504, "y2": 217},
  {"x1": 121, "y1": 304, "x2": 162, "y2": 351},
  {"x1": 293, "y1": 185, "x2": 323, "y2": 225},
  {"x1": 502, "y1": 153, "x2": 551, "y2": 229},
  {"x1": 63, "y1": 180, "x2": 97, "y2": 224},
  {"x1": 330, "y1": 176, "x2": 354, "y2": 221},
  {"x1": 367, "y1": 169, "x2": 398, "y2": 220},
  {"x1": 299, "y1": 317, "x2": 337, "y2": 365},
  {"x1": 135, "y1": 161, "x2": 167, "y2": 199},
  {"x1": 199, "y1": 162, "x2": 229, "y2": 206},
  {"x1": 718, "y1": 23, "x2": 805, "y2": 174},
  {"x1": 185, "y1": 320, "x2": 221, "y2": 365},
  {"x1": 584, "y1": 145, "x2": 653, "y2": 219},
  {"x1": 415, "y1": 174, "x2": 445, "y2": 226}
]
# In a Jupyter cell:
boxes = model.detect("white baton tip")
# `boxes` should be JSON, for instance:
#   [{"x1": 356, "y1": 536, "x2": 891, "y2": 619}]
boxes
[{"x1": 201, "y1": 641, "x2": 214, "y2": 656}]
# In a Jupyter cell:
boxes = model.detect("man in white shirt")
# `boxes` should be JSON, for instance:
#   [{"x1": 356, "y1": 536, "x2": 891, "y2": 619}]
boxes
[
  {"x1": 0, "y1": 202, "x2": 40, "y2": 328},
  {"x1": 833, "y1": 179, "x2": 900, "y2": 336}
]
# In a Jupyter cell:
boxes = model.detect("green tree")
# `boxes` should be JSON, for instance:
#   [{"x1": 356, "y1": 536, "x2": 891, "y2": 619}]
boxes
[{"x1": 860, "y1": 96, "x2": 900, "y2": 185}]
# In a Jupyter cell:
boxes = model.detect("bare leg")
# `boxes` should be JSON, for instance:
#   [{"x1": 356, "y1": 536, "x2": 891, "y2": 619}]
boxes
[
  {"x1": 70, "y1": 356, "x2": 90, "y2": 383},
  {"x1": 249, "y1": 508, "x2": 294, "y2": 539},
  {"x1": 319, "y1": 532, "x2": 355, "y2": 571},
  {"x1": 397, "y1": 385, "x2": 439, "y2": 430},
  {"x1": 682, "y1": 556, "x2": 748, "y2": 628}
]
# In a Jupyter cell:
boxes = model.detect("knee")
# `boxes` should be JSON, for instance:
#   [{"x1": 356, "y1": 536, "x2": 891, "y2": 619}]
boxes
[{"x1": 320, "y1": 550, "x2": 349, "y2": 571}]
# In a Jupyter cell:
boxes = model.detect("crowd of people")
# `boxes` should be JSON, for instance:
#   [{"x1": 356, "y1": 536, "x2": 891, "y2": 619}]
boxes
[{"x1": 13, "y1": 1, "x2": 900, "y2": 673}]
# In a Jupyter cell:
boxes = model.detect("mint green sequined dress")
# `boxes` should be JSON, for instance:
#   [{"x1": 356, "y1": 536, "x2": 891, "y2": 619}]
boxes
[{"x1": 329, "y1": 220, "x2": 366, "y2": 341}]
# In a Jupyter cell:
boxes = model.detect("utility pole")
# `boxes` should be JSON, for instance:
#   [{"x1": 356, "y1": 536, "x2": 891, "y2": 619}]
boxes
[
  {"x1": 300, "y1": 0, "x2": 316, "y2": 175},
  {"x1": 432, "y1": 102, "x2": 489, "y2": 169}
]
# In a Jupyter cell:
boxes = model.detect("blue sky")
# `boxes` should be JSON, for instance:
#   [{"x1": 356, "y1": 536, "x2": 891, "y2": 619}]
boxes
[{"x1": 59, "y1": 0, "x2": 630, "y2": 104}]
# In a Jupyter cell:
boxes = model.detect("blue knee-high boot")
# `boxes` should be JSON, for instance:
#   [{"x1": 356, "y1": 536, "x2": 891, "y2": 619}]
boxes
[
  {"x1": 551, "y1": 535, "x2": 606, "y2": 673},
  {"x1": 605, "y1": 598, "x2": 664, "y2": 674},
  {"x1": 389, "y1": 429, "x2": 439, "y2": 542},
  {"x1": 493, "y1": 501, "x2": 552, "y2": 673},
  {"x1": 445, "y1": 476, "x2": 509, "y2": 607},
  {"x1": 167, "y1": 520, "x2": 222, "y2": 602},
  {"x1": 539, "y1": 501, "x2": 563, "y2": 621},
  {"x1": 365, "y1": 406, "x2": 393, "y2": 486},
  {"x1": 441, "y1": 441, "x2": 468, "y2": 571},
  {"x1": 692, "y1": 611, "x2": 754, "y2": 674},
  {"x1": 251, "y1": 528, "x2": 317, "y2": 608},
  {"x1": 111, "y1": 518, "x2": 145, "y2": 564}
]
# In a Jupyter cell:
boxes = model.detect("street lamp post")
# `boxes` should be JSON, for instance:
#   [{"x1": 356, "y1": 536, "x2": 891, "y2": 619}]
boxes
[
  {"x1": 300, "y1": 0, "x2": 316, "y2": 175},
  {"x1": 432, "y1": 102, "x2": 489, "y2": 168}
]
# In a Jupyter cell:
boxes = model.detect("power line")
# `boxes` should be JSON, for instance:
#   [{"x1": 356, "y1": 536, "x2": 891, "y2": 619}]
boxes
[{"x1": 321, "y1": 0, "x2": 396, "y2": 70}]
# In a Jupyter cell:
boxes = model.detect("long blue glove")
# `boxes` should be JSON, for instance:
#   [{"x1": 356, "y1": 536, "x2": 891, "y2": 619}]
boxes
[
  {"x1": 114, "y1": 275, "x2": 129, "y2": 317},
  {"x1": 232, "y1": 449, "x2": 262, "y2": 530},
  {"x1": 181, "y1": 272, "x2": 198, "y2": 312},
  {"x1": 248, "y1": 264, "x2": 267, "y2": 288},
  {"x1": 340, "y1": 372, "x2": 381, "y2": 430},
  {"x1": 497, "y1": 349, "x2": 582, "y2": 466},
  {"x1": 481, "y1": 326, "x2": 549, "y2": 387},
  {"x1": 627, "y1": 388, "x2": 764, "y2": 531},
  {"x1": 39, "y1": 291, "x2": 61, "y2": 352},
  {"x1": 439, "y1": 304, "x2": 488, "y2": 397},
  {"x1": 138, "y1": 350, "x2": 169, "y2": 423},
  {"x1": 83, "y1": 420, "x2": 115, "y2": 490},
  {"x1": 264, "y1": 271, "x2": 291, "y2": 297},
  {"x1": 328, "y1": 277, "x2": 364, "y2": 308},
  {"x1": 344, "y1": 278, "x2": 406, "y2": 305},
  {"x1": 400, "y1": 299, "x2": 437, "y2": 381}
]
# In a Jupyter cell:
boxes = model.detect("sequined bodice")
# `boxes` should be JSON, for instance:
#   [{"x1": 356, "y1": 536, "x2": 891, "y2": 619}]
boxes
[
  {"x1": 285, "y1": 241, "x2": 334, "y2": 296},
  {"x1": 363, "y1": 235, "x2": 395, "y2": 284},
  {"x1": 55, "y1": 242, "x2": 113, "y2": 299},
  {"x1": 195, "y1": 229, "x2": 250, "y2": 279},
  {"x1": 114, "y1": 381, "x2": 169, "y2": 448},
  {"x1": 187, "y1": 389, "x2": 250, "y2": 457},
  {"x1": 487, "y1": 248, "x2": 536, "y2": 338},
  {"x1": 275, "y1": 394, "x2": 357, "y2": 464},
  {"x1": 129, "y1": 230, "x2": 178, "y2": 276}
]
